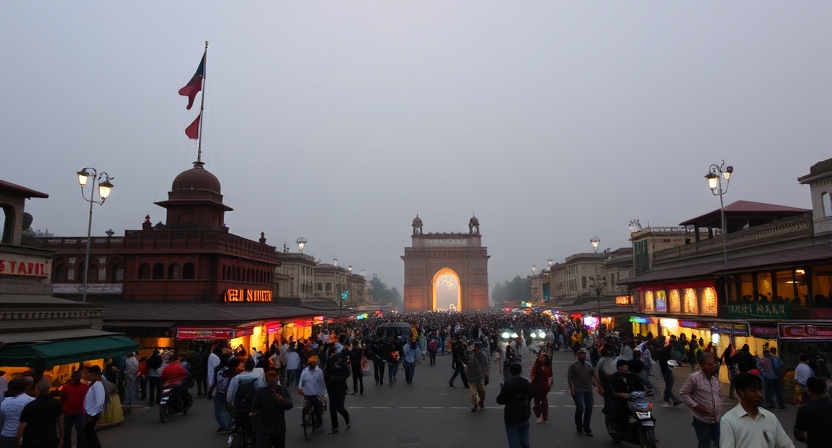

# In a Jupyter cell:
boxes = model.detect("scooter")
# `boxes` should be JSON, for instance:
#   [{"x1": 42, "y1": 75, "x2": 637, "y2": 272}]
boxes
[
  {"x1": 605, "y1": 391, "x2": 656, "y2": 448},
  {"x1": 159, "y1": 381, "x2": 193, "y2": 423}
]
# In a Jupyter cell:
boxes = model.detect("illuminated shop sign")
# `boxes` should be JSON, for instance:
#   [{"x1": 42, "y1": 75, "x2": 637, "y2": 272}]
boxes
[
  {"x1": 615, "y1": 296, "x2": 632, "y2": 305},
  {"x1": 629, "y1": 316, "x2": 651, "y2": 324},
  {"x1": 265, "y1": 322, "x2": 282, "y2": 333},
  {"x1": 177, "y1": 328, "x2": 234, "y2": 340},
  {"x1": 235, "y1": 328, "x2": 254, "y2": 337},
  {"x1": 779, "y1": 324, "x2": 832, "y2": 340},
  {"x1": 725, "y1": 302, "x2": 791, "y2": 319},
  {"x1": 224, "y1": 289, "x2": 273, "y2": 303},
  {"x1": 710, "y1": 322, "x2": 749, "y2": 336},
  {"x1": 0, "y1": 253, "x2": 50, "y2": 278}
]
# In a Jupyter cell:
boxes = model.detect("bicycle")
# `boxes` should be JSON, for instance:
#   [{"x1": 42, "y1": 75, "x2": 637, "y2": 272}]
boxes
[{"x1": 301, "y1": 395, "x2": 324, "y2": 440}]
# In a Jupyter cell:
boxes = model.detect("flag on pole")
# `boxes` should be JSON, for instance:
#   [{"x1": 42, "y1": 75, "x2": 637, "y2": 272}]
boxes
[
  {"x1": 185, "y1": 113, "x2": 201, "y2": 140},
  {"x1": 179, "y1": 51, "x2": 205, "y2": 110}
]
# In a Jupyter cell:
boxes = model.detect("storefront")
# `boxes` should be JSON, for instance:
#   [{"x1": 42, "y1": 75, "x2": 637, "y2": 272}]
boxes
[{"x1": 777, "y1": 323, "x2": 832, "y2": 377}]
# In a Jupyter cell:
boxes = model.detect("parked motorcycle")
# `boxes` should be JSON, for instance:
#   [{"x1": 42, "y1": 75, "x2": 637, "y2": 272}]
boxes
[
  {"x1": 605, "y1": 391, "x2": 656, "y2": 448},
  {"x1": 159, "y1": 381, "x2": 193, "y2": 423}
]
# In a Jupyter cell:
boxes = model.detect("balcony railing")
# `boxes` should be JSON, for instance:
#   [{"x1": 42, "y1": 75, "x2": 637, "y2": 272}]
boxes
[{"x1": 652, "y1": 214, "x2": 813, "y2": 264}]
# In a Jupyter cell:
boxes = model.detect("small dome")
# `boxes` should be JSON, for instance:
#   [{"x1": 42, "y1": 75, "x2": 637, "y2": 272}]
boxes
[
  {"x1": 469, "y1": 216, "x2": 479, "y2": 226},
  {"x1": 412, "y1": 214, "x2": 423, "y2": 226},
  {"x1": 172, "y1": 162, "x2": 221, "y2": 194}
]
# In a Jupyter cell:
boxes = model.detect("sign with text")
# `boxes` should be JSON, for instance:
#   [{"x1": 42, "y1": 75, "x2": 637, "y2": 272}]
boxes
[
  {"x1": 616, "y1": 296, "x2": 632, "y2": 305},
  {"x1": 177, "y1": 328, "x2": 233, "y2": 340},
  {"x1": 711, "y1": 322, "x2": 750, "y2": 336},
  {"x1": 0, "y1": 252, "x2": 50, "y2": 278},
  {"x1": 779, "y1": 324, "x2": 832, "y2": 340},
  {"x1": 810, "y1": 309, "x2": 832, "y2": 319},
  {"x1": 224, "y1": 288, "x2": 273, "y2": 303},
  {"x1": 725, "y1": 302, "x2": 791, "y2": 319}
]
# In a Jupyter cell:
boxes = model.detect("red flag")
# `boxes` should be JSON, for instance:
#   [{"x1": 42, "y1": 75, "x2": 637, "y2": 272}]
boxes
[
  {"x1": 178, "y1": 51, "x2": 205, "y2": 110},
  {"x1": 185, "y1": 114, "x2": 200, "y2": 140}
]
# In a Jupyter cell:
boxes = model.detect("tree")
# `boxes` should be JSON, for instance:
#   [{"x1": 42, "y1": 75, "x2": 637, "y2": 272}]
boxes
[
  {"x1": 491, "y1": 275, "x2": 531, "y2": 304},
  {"x1": 369, "y1": 275, "x2": 402, "y2": 309}
]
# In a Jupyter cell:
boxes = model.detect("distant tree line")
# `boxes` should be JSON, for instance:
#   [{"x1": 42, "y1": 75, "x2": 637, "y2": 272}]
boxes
[
  {"x1": 491, "y1": 275, "x2": 531, "y2": 303},
  {"x1": 369, "y1": 275, "x2": 402, "y2": 309}
]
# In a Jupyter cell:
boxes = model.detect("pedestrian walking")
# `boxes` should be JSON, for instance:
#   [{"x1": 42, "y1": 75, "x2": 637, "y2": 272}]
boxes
[
  {"x1": 59, "y1": 370, "x2": 88, "y2": 448},
  {"x1": 720, "y1": 372, "x2": 794, "y2": 447},
  {"x1": 403, "y1": 340, "x2": 420, "y2": 384},
  {"x1": 83, "y1": 366, "x2": 106, "y2": 448},
  {"x1": 658, "y1": 337, "x2": 683, "y2": 407},
  {"x1": 0, "y1": 379, "x2": 34, "y2": 448},
  {"x1": 250, "y1": 370, "x2": 293, "y2": 448},
  {"x1": 760, "y1": 349, "x2": 786, "y2": 409},
  {"x1": 449, "y1": 337, "x2": 470, "y2": 388},
  {"x1": 496, "y1": 363, "x2": 533, "y2": 448},
  {"x1": 679, "y1": 352, "x2": 722, "y2": 448},
  {"x1": 529, "y1": 352, "x2": 552, "y2": 424},
  {"x1": 793, "y1": 376, "x2": 832, "y2": 447},
  {"x1": 466, "y1": 341, "x2": 490, "y2": 412},
  {"x1": 324, "y1": 352, "x2": 351, "y2": 436},
  {"x1": 567, "y1": 346, "x2": 601, "y2": 436},
  {"x1": 16, "y1": 379, "x2": 63, "y2": 448},
  {"x1": 348, "y1": 340, "x2": 364, "y2": 395}
]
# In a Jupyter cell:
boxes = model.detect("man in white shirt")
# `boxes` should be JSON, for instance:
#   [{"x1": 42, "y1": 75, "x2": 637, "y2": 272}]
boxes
[
  {"x1": 123, "y1": 352, "x2": 139, "y2": 405},
  {"x1": 0, "y1": 379, "x2": 35, "y2": 447},
  {"x1": 794, "y1": 353, "x2": 814, "y2": 403},
  {"x1": 720, "y1": 372, "x2": 794, "y2": 448},
  {"x1": 84, "y1": 366, "x2": 106, "y2": 448},
  {"x1": 297, "y1": 356, "x2": 327, "y2": 428},
  {"x1": 206, "y1": 345, "x2": 222, "y2": 399}
]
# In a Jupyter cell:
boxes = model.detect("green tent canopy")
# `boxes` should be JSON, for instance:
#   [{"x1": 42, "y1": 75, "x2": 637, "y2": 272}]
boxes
[{"x1": 0, "y1": 336, "x2": 138, "y2": 368}]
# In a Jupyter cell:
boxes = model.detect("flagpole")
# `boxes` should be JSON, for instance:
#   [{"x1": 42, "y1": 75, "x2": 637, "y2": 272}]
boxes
[{"x1": 196, "y1": 41, "x2": 208, "y2": 164}]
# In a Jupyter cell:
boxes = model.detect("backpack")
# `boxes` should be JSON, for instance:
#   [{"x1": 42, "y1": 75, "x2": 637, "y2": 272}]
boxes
[
  {"x1": 428, "y1": 339, "x2": 439, "y2": 352},
  {"x1": 215, "y1": 367, "x2": 232, "y2": 394},
  {"x1": 233, "y1": 377, "x2": 258, "y2": 411},
  {"x1": 774, "y1": 357, "x2": 787, "y2": 379}
]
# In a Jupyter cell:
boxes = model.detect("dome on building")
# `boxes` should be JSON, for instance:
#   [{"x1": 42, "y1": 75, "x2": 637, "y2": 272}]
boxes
[
  {"x1": 469, "y1": 215, "x2": 479, "y2": 227},
  {"x1": 412, "y1": 214, "x2": 423, "y2": 227},
  {"x1": 171, "y1": 162, "x2": 221, "y2": 194}
]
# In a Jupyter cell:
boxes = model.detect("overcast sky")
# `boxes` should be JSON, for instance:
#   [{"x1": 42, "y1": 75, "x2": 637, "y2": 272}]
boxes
[{"x1": 2, "y1": 2, "x2": 830, "y2": 291}]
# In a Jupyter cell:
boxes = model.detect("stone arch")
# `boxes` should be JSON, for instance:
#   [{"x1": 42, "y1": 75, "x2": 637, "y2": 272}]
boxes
[{"x1": 432, "y1": 267, "x2": 462, "y2": 311}]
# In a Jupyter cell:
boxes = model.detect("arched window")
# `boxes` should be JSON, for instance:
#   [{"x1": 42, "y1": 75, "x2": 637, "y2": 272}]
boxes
[
  {"x1": 84, "y1": 262, "x2": 97, "y2": 283},
  {"x1": 110, "y1": 262, "x2": 125, "y2": 282},
  {"x1": 152, "y1": 263, "x2": 164, "y2": 279},
  {"x1": 823, "y1": 192, "x2": 832, "y2": 217},
  {"x1": 168, "y1": 264, "x2": 181, "y2": 280},
  {"x1": 54, "y1": 264, "x2": 68, "y2": 282},
  {"x1": 138, "y1": 263, "x2": 150, "y2": 279},
  {"x1": 183, "y1": 262, "x2": 195, "y2": 279}
]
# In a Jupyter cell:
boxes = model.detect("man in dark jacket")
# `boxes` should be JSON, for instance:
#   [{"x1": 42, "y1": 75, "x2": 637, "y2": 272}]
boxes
[
  {"x1": 449, "y1": 337, "x2": 470, "y2": 388},
  {"x1": 324, "y1": 352, "x2": 351, "y2": 436},
  {"x1": 250, "y1": 370, "x2": 293, "y2": 448},
  {"x1": 348, "y1": 340, "x2": 364, "y2": 396},
  {"x1": 496, "y1": 363, "x2": 534, "y2": 448},
  {"x1": 370, "y1": 337, "x2": 386, "y2": 386}
]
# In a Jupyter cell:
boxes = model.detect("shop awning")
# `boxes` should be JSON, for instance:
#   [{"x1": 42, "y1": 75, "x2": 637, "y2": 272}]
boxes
[{"x1": 0, "y1": 335, "x2": 138, "y2": 368}]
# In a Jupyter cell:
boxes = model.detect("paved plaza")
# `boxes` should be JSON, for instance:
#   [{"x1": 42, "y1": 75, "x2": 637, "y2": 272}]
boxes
[{"x1": 97, "y1": 347, "x2": 802, "y2": 448}]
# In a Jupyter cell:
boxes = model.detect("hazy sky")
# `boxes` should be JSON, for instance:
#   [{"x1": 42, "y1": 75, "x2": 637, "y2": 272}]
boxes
[{"x1": 2, "y1": 2, "x2": 830, "y2": 291}]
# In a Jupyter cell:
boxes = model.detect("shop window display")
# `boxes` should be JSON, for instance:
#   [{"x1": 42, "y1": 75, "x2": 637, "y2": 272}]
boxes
[
  {"x1": 756, "y1": 272, "x2": 773, "y2": 301},
  {"x1": 655, "y1": 290, "x2": 667, "y2": 312},
  {"x1": 643, "y1": 290, "x2": 654, "y2": 312},
  {"x1": 683, "y1": 288, "x2": 698, "y2": 314},
  {"x1": 669, "y1": 289, "x2": 681, "y2": 313},
  {"x1": 701, "y1": 287, "x2": 718, "y2": 315},
  {"x1": 775, "y1": 269, "x2": 806, "y2": 305}
]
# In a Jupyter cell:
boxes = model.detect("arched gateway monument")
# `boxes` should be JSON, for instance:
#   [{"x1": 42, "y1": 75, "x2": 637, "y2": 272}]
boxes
[{"x1": 401, "y1": 215, "x2": 490, "y2": 311}]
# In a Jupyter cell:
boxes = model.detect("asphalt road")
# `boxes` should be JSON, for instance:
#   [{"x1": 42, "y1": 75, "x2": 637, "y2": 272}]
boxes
[{"x1": 94, "y1": 347, "x2": 802, "y2": 448}]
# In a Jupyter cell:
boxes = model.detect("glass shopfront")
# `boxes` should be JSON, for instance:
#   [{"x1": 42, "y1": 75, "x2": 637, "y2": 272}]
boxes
[{"x1": 637, "y1": 281, "x2": 718, "y2": 318}]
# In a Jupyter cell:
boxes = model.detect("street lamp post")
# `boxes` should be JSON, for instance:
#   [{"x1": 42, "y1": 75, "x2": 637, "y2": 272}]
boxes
[
  {"x1": 590, "y1": 236, "x2": 606, "y2": 334},
  {"x1": 296, "y1": 237, "x2": 306, "y2": 254},
  {"x1": 77, "y1": 168, "x2": 114, "y2": 303},
  {"x1": 705, "y1": 160, "x2": 734, "y2": 266}
]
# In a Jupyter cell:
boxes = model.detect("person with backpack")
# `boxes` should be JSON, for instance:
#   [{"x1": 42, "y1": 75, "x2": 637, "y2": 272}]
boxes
[
  {"x1": 324, "y1": 351, "x2": 351, "y2": 436},
  {"x1": 213, "y1": 357, "x2": 238, "y2": 434},
  {"x1": 226, "y1": 358, "x2": 266, "y2": 423},
  {"x1": 427, "y1": 332, "x2": 439, "y2": 366},
  {"x1": 760, "y1": 349, "x2": 786, "y2": 409}
]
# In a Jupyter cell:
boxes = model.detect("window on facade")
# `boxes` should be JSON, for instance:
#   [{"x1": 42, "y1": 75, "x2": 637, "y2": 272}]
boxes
[
  {"x1": 54, "y1": 264, "x2": 68, "y2": 282},
  {"x1": 138, "y1": 263, "x2": 150, "y2": 279},
  {"x1": 643, "y1": 290, "x2": 654, "y2": 312},
  {"x1": 84, "y1": 262, "x2": 98, "y2": 283},
  {"x1": 168, "y1": 264, "x2": 181, "y2": 280},
  {"x1": 581, "y1": 276, "x2": 587, "y2": 289},
  {"x1": 683, "y1": 288, "x2": 698, "y2": 314},
  {"x1": 111, "y1": 263, "x2": 124, "y2": 282},
  {"x1": 183, "y1": 263, "x2": 195, "y2": 279},
  {"x1": 669, "y1": 289, "x2": 681, "y2": 313},
  {"x1": 738, "y1": 273, "x2": 754, "y2": 302},
  {"x1": 812, "y1": 265, "x2": 832, "y2": 307},
  {"x1": 701, "y1": 287, "x2": 718, "y2": 315},
  {"x1": 152, "y1": 263, "x2": 164, "y2": 279},
  {"x1": 316, "y1": 283, "x2": 322, "y2": 291},
  {"x1": 655, "y1": 290, "x2": 667, "y2": 312},
  {"x1": 756, "y1": 272, "x2": 773, "y2": 302},
  {"x1": 0, "y1": 204, "x2": 12, "y2": 245},
  {"x1": 822, "y1": 192, "x2": 832, "y2": 217},
  {"x1": 774, "y1": 269, "x2": 802, "y2": 304},
  {"x1": 326, "y1": 283, "x2": 332, "y2": 292}
]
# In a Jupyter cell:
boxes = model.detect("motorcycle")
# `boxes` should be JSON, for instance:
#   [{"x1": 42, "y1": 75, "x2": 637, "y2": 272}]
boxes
[
  {"x1": 605, "y1": 391, "x2": 656, "y2": 448},
  {"x1": 159, "y1": 380, "x2": 194, "y2": 423}
]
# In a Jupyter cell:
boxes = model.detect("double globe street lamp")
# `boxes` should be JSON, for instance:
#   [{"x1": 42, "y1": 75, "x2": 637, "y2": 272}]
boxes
[
  {"x1": 77, "y1": 168, "x2": 114, "y2": 303},
  {"x1": 590, "y1": 236, "x2": 606, "y2": 334},
  {"x1": 705, "y1": 161, "x2": 734, "y2": 266}
]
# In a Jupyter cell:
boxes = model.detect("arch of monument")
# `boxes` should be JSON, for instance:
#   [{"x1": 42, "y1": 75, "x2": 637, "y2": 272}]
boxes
[{"x1": 401, "y1": 215, "x2": 490, "y2": 311}]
